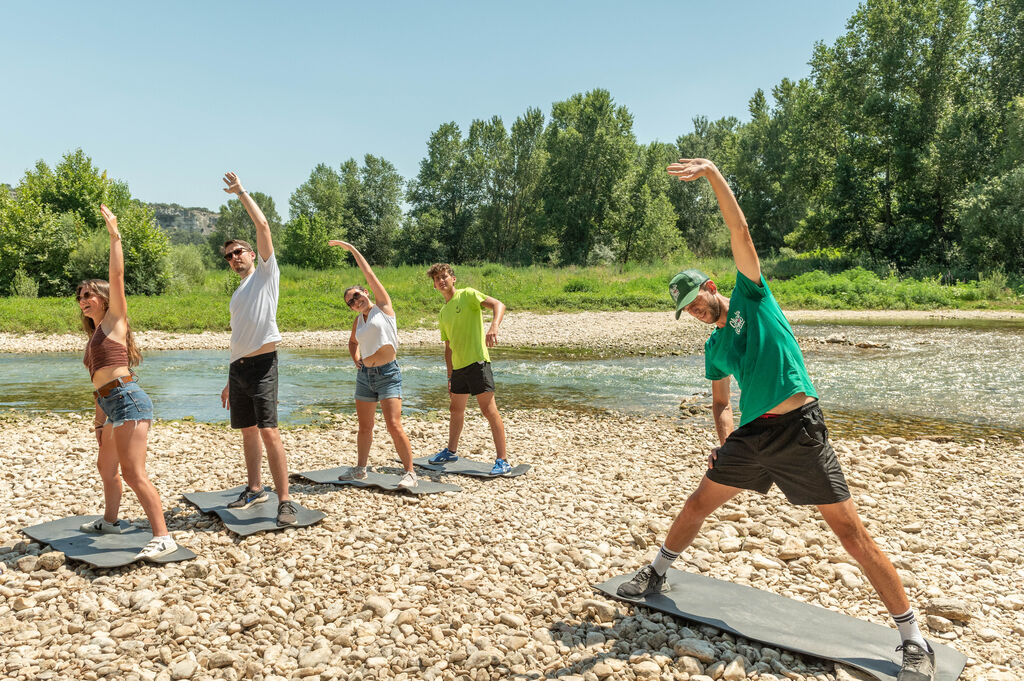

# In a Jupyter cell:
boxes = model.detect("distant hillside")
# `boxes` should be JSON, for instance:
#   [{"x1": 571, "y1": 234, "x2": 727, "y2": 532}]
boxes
[{"x1": 149, "y1": 203, "x2": 218, "y2": 236}]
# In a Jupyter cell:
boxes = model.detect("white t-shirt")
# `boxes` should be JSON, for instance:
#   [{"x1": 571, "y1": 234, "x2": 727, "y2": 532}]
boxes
[
  {"x1": 229, "y1": 253, "x2": 283, "y2": 363},
  {"x1": 355, "y1": 305, "x2": 398, "y2": 358}
]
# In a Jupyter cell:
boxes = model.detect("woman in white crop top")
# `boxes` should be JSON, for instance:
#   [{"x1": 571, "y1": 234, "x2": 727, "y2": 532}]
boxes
[{"x1": 328, "y1": 241, "x2": 417, "y2": 489}]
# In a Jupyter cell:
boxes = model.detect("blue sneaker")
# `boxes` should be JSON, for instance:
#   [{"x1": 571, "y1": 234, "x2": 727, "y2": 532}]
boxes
[
  {"x1": 490, "y1": 458, "x2": 512, "y2": 475},
  {"x1": 429, "y1": 447, "x2": 458, "y2": 464}
]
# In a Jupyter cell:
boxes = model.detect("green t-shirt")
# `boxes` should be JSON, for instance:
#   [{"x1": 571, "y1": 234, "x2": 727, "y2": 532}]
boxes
[
  {"x1": 704, "y1": 272, "x2": 817, "y2": 426},
  {"x1": 439, "y1": 287, "x2": 490, "y2": 370}
]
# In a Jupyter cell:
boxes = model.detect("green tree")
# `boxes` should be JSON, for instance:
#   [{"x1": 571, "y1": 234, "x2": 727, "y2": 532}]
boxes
[
  {"x1": 669, "y1": 116, "x2": 740, "y2": 256},
  {"x1": 617, "y1": 142, "x2": 681, "y2": 263},
  {"x1": 356, "y1": 154, "x2": 403, "y2": 265},
  {"x1": 0, "y1": 149, "x2": 170, "y2": 295},
  {"x1": 806, "y1": 0, "x2": 973, "y2": 264},
  {"x1": 207, "y1": 191, "x2": 282, "y2": 260},
  {"x1": 541, "y1": 89, "x2": 636, "y2": 265},
  {"x1": 289, "y1": 163, "x2": 346, "y2": 226},
  {"x1": 279, "y1": 214, "x2": 344, "y2": 269},
  {"x1": 407, "y1": 122, "x2": 479, "y2": 263}
]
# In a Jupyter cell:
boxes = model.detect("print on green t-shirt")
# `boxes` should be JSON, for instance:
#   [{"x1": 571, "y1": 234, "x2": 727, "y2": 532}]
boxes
[
  {"x1": 704, "y1": 272, "x2": 817, "y2": 426},
  {"x1": 439, "y1": 287, "x2": 490, "y2": 370}
]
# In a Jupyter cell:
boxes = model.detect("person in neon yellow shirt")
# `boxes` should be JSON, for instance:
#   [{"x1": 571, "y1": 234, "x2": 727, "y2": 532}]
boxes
[{"x1": 427, "y1": 263, "x2": 512, "y2": 475}]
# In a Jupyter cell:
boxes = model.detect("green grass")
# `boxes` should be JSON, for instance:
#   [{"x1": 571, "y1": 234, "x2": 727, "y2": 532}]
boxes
[{"x1": 2, "y1": 261, "x2": 1021, "y2": 334}]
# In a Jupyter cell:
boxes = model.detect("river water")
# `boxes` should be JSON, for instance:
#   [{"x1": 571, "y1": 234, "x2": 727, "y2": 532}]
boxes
[{"x1": 1, "y1": 324, "x2": 1021, "y2": 440}]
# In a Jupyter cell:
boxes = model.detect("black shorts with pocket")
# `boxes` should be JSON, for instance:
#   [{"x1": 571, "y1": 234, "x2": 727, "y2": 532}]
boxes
[
  {"x1": 449, "y1": 361, "x2": 495, "y2": 396},
  {"x1": 705, "y1": 400, "x2": 850, "y2": 505},
  {"x1": 229, "y1": 351, "x2": 279, "y2": 429}
]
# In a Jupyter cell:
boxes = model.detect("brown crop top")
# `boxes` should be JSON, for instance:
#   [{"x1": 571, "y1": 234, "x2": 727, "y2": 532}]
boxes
[{"x1": 84, "y1": 325, "x2": 130, "y2": 379}]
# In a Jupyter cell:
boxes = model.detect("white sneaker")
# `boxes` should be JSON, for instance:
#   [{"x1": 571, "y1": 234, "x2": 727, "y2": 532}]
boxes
[
  {"x1": 79, "y1": 518, "x2": 126, "y2": 534},
  {"x1": 338, "y1": 466, "x2": 368, "y2": 481},
  {"x1": 134, "y1": 536, "x2": 177, "y2": 561},
  {"x1": 397, "y1": 471, "x2": 418, "y2": 489}
]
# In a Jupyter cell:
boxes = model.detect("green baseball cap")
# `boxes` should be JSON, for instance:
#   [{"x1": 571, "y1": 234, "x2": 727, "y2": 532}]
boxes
[{"x1": 669, "y1": 269, "x2": 709, "y2": 319}]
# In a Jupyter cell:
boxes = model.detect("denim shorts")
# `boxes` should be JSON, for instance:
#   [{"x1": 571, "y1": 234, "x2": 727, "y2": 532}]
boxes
[
  {"x1": 355, "y1": 360, "x2": 403, "y2": 402},
  {"x1": 96, "y1": 381, "x2": 154, "y2": 428}
]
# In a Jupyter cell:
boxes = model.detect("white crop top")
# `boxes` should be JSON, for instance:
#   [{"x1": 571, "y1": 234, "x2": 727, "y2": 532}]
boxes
[{"x1": 355, "y1": 305, "x2": 399, "y2": 357}]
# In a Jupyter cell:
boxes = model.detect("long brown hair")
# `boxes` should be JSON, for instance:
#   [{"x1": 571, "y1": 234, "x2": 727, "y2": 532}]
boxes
[{"x1": 77, "y1": 279, "x2": 143, "y2": 367}]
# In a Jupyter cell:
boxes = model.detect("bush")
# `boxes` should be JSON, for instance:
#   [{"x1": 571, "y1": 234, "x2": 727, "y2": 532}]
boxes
[
  {"x1": 11, "y1": 268, "x2": 39, "y2": 298},
  {"x1": 280, "y1": 214, "x2": 344, "y2": 269},
  {"x1": 563, "y1": 278, "x2": 597, "y2": 293},
  {"x1": 66, "y1": 229, "x2": 109, "y2": 285},
  {"x1": 167, "y1": 244, "x2": 207, "y2": 292}
]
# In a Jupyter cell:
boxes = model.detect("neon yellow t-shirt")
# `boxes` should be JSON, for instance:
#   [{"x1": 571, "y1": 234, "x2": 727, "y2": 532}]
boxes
[{"x1": 439, "y1": 287, "x2": 490, "y2": 370}]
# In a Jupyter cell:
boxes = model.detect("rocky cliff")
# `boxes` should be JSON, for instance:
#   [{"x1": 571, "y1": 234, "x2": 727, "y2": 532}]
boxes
[{"x1": 149, "y1": 203, "x2": 218, "y2": 236}]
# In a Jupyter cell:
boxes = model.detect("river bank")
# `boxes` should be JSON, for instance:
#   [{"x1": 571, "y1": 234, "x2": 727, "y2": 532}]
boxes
[
  {"x1": 1, "y1": 410, "x2": 1021, "y2": 680},
  {"x1": 2, "y1": 309, "x2": 1022, "y2": 355}
]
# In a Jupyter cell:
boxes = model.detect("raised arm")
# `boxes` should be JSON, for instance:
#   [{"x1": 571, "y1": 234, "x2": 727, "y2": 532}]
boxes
[
  {"x1": 481, "y1": 296, "x2": 505, "y2": 348},
  {"x1": 223, "y1": 172, "x2": 273, "y2": 261},
  {"x1": 99, "y1": 204, "x2": 127, "y2": 322},
  {"x1": 328, "y1": 241, "x2": 393, "y2": 314},
  {"x1": 668, "y1": 159, "x2": 761, "y2": 283}
]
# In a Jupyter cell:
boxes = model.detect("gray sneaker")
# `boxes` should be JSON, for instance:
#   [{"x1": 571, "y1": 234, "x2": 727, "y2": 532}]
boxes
[
  {"x1": 338, "y1": 466, "x2": 368, "y2": 481},
  {"x1": 226, "y1": 487, "x2": 269, "y2": 509},
  {"x1": 616, "y1": 565, "x2": 667, "y2": 598},
  {"x1": 276, "y1": 501, "x2": 298, "y2": 526},
  {"x1": 79, "y1": 518, "x2": 127, "y2": 534},
  {"x1": 896, "y1": 641, "x2": 935, "y2": 681},
  {"x1": 397, "y1": 471, "x2": 418, "y2": 489}
]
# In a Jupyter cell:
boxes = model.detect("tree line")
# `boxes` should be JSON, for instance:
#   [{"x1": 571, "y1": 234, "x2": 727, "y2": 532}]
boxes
[{"x1": 1, "y1": 0, "x2": 1021, "y2": 297}]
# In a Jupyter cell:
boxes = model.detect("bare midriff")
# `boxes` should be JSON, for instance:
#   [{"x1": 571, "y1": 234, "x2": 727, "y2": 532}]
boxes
[
  {"x1": 244, "y1": 341, "x2": 279, "y2": 358},
  {"x1": 92, "y1": 365, "x2": 133, "y2": 390},
  {"x1": 361, "y1": 344, "x2": 397, "y2": 367},
  {"x1": 767, "y1": 392, "x2": 817, "y2": 416}
]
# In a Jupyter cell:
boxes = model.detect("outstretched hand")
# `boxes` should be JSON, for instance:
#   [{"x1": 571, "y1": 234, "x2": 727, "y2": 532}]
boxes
[
  {"x1": 99, "y1": 204, "x2": 118, "y2": 234},
  {"x1": 328, "y1": 240, "x2": 355, "y2": 251},
  {"x1": 222, "y1": 172, "x2": 245, "y2": 195},
  {"x1": 667, "y1": 158, "x2": 717, "y2": 182}
]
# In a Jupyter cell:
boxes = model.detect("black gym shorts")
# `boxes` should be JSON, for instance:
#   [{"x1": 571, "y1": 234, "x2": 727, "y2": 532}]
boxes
[
  {"x1": 449, "y1": 361, "x2": 495, "y2": 395},
  {"x1": 706, "y1": 400, "x2": 851, "y2": 505},
  {"x1": 228, "y1": 351, "x2": 279, "y2": 429}
]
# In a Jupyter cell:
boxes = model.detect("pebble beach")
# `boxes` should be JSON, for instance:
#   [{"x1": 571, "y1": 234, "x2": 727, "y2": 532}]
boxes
[{"x1": 2, "y1": 312, "x2": 1023, "y2": 681}]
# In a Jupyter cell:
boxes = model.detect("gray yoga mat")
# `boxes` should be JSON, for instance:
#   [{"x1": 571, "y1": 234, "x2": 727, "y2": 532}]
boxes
[
  {"x1": 413, "y1": 456, "x2": 531, "y2": 478},
  {"x1": 295, "y1": 467, "x2": 461, "y2": 494},
  {"x1": 595, "y1": 570, "x2": 965, "y2": 681},
  {"x1": 21, "y1": 516, "x2": 196, "y2": 569},
  {"x1": 182, "y1": 486, "x2": 325, "y2": 537}
]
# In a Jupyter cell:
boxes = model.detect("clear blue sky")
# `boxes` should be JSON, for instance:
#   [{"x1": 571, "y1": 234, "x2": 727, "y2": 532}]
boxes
[{"x1": 0, "y1": 1, "x2": 860, "y2": 217}]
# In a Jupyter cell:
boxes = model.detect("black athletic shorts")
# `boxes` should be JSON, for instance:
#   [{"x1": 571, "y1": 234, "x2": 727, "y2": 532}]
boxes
[
  {"x1": 449, "y1": 361, "x2": 495, "y2": 396},
  {"x1": 229, "y1": 351, "x2": 279, "y2": 429},
  {"x1": 705, "y1": 400, "x2": 850, "y2": 506}
]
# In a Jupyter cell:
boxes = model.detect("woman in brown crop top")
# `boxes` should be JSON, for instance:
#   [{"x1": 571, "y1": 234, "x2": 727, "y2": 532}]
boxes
[{"x1": 75, "y1": 204, "x2": 178, "y2": 561}]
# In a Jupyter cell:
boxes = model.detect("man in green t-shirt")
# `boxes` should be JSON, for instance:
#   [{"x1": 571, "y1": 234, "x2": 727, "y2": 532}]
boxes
[
  {"x1": 617, "y1": 159, "x2": 934, "y2": 681},
  {"x1": 426, "y1": 263, "x2": 513, "y2": 475}
]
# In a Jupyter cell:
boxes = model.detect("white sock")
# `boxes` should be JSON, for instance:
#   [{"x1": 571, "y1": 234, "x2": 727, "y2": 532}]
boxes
[
  {"x1": 651, "y1": 544, "x2": 679, "y2": 576},
  {"x1": 893, "y1": 609, "x2": 928, "y2": 649},
  {"x1": 154, "y1": 535, "x2": 172, "y2": 542}
]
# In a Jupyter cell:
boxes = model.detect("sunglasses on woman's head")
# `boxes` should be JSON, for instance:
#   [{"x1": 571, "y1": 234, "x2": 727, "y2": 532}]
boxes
[
  {"x1": 345, "y1": 291, "x2": 363, "y2": 307},
  {"x1": 223, "y1": 247, "x2": 248, "y2": 261}
]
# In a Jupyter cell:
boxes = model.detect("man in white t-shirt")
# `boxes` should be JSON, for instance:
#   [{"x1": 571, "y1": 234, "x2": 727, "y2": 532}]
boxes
[{"x1": 217, "y1": 172, "x2": 296, "y2": 526}]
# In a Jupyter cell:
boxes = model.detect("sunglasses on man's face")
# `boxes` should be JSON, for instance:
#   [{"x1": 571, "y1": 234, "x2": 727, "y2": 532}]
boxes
[
  {"x1": 345, "y1": 291, "x2": 363, "y2": 307},
  {"x1": 224, "y1": 248, "x2": 248, "y2": 261}
]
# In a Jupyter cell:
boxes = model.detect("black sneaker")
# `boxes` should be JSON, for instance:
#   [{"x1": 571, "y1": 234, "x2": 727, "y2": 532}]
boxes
[
  {"x1": 276, "y1": 500, "x2": 298, "y2": 526},
  {"x1": 896, "y1": 641, "x2": 935, "y2": 681},
  {"x1": 616, "y1": 565, "x2": 666, "y2": 598},
  {"x1": 227, "y1": 487, "x2": 268, "y2": 509}
]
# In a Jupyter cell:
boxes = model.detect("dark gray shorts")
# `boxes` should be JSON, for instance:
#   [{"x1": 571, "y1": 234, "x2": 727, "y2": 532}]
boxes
[
  {"x1": 450, "y1": 361, "x2": 495, "y2": 396},
  {"x1": 229, "y1": 351, "x2": 279, "y2": 429},
  {"x1": 706, "y1": 401, "x2": 850, "y2": 506}
]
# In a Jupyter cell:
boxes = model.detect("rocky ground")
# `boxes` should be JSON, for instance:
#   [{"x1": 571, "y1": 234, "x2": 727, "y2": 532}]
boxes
[
  {"x1": 1, "y1": 410, "x2": 1022, "y2": 681},
  {"x1": 4, "y1": 308, "x2": 1021, "y2": 355}
]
